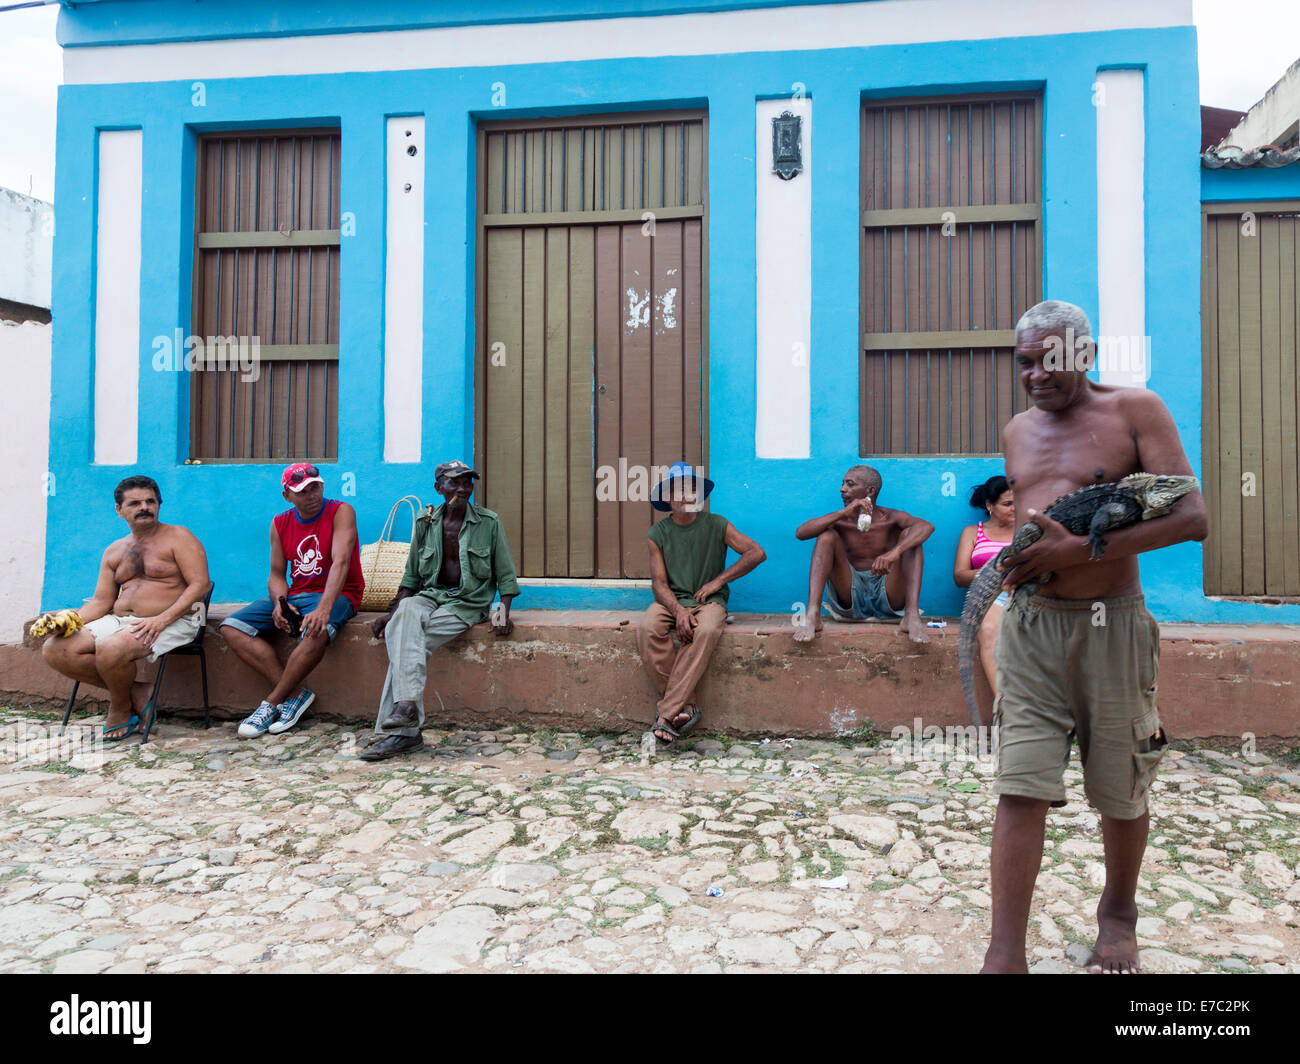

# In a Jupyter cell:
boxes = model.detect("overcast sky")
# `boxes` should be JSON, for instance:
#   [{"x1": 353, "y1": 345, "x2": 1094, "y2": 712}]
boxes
[{"x1": 1, "y1": 0, "x2": 1297, "y2": 203}]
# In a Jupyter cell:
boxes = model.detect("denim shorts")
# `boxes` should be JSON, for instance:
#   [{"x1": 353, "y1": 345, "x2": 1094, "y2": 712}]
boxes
[
  {"x1": 823, "y1": 567, "x2": 902, "y2": 620},
  {"x1": 220, "y1": 593, "x2": 356, "y2": 643}
]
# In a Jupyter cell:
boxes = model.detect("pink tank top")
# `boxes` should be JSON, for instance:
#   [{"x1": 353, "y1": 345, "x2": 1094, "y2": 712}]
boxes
[{"x1": 969, "y1": 523, "x2": 1010, "y2": 570}]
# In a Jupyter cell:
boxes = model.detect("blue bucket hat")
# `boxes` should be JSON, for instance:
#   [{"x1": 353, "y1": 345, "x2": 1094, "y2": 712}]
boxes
[{"x1": 649, "y1": 461, "x2": 715, "y2": 512}]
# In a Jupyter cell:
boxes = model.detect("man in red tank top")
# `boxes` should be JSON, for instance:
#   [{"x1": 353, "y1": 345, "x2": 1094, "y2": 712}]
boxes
[{"x1": 219, "y1": 463, "x2": 363, "y2": 738}]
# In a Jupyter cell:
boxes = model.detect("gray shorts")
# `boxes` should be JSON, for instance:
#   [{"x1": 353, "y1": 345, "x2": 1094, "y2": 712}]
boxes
[
  {"x1": 993, "y1": 593, "x2": 1166, "y2": 820},
  {"x1": 823, "y1": 567, "x2": 901, "y2": 621}
]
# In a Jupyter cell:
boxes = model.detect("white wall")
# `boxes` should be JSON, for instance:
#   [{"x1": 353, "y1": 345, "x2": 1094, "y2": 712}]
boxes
[
  {"x1": 93, "y1": 129, "x2": 142, "y2": 465},
  {"x1": 755, "y1": 97, "x2": 811, "y2": 458},
  {"x1": 0, "y1": 187, "x2": 52, "y2": 310},
  {"x1": 64, "y1": 1, "x2": 1193, "y2": 84},
  {"x1": 0, "y1": 321, "x2": 51, "y2": 642},
  {"x1": 1095, "y1": 69, "x2": 1148, "y2": 388},
  {"x1": 384, "y1": 116, "x2": 425, "y2": 463},
  {"x1": 1222, "y1": 57, "x2": 1300, "y2": 148}
]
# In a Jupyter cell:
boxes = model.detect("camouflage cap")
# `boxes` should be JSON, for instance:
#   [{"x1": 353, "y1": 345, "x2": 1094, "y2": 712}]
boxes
[{"x1": 435, "y1": 460, "x2": 480, "y2": 481}]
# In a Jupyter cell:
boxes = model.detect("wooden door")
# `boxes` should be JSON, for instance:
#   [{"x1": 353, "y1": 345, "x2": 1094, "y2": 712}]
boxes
[
  {"x1": 476, "y1": 114, "x2": 707, "y2": 578},
  {"x1": 1202, "y1": 202, "x2": 1300, "y2": 597}
]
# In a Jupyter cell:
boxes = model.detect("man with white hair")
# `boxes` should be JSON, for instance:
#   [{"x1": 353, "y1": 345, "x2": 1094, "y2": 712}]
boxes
[{"x1": 980, "y1": 300, "x2": 1207, "y2": 974}]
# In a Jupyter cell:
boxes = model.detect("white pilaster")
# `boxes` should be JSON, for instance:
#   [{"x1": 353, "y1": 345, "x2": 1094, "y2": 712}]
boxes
[
  {"x1": 93, "y1": 129, "x2": 142, "y2": 465},
  {"x1": 384, "y1": 115, "x2": 425, "y2": 462},
  {"x1": 755, "y1": 96, "x2": 811, "y2": 459},
  {"x1": 1095, "y1": 69, "x2": 1148, "y2": 388}
]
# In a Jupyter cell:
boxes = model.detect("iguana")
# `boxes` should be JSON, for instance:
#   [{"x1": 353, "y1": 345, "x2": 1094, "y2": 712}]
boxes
[{"x1": 958, "y1": 473, "x2": 1199, "y2": 725}]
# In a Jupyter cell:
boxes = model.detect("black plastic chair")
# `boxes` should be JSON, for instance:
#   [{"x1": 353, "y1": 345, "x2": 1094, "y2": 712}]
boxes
[{"x1": 58, "y1": 583, "x2": 214, "y2": 745}]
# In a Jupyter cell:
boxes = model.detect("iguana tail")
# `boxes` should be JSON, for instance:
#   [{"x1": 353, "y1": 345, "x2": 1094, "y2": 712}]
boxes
[{"x1": 958, "y1": 554, "x2": 1008, "y2": 726}]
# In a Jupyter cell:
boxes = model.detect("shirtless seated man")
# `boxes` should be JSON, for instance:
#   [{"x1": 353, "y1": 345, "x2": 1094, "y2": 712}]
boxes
[
  {"x1": 981, "y1": 300, "x2": 1207, "y2": 975},
  {"x1": 39, "y1": 475, "x2": 211, "y2": 741},
  {"x1": 794, "y1": 465, "x2": 934, "y2": 644}
]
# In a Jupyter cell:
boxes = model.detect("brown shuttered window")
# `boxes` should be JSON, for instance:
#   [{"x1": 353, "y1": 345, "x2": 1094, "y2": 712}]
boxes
[
  {"x1": 189, "y1": 130, "x2": 340, "y2": 462},
  {"x1": 860, "y1": 95, "x2": 1042, "y2": 455}
]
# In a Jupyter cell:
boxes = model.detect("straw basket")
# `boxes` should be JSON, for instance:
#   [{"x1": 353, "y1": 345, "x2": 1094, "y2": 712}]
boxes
[{"x1": 360, "y1": 495, "x2": 423, "y2": 611}]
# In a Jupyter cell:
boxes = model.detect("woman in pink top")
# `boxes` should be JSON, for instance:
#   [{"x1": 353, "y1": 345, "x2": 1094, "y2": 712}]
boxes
[{"x1": 953, "y1": 476, "x2": 1015, "y2": 694}]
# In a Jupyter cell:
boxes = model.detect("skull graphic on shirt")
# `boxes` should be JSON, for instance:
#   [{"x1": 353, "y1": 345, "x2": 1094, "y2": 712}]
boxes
[{"x1": 294, "y1": 534, "x2": 323, "y2": 579}]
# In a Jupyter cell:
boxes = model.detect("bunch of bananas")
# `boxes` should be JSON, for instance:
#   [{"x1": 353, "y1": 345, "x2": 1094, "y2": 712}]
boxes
[{"x1": 30, "y1": 609, "x2": 85, "y2": 640}]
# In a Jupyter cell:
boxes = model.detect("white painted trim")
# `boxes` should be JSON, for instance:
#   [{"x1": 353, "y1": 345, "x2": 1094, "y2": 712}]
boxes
[
  {"x1": 64, "y1": 1, "x2": 1192, "y2": 84},
  {"x1": 1094, "y1": 69, "x2": 1147, "y2": 389},
  {"x1": 93, "y1": 129, "x2": 142, "y2": 465},
  {"x1": 384, "y1": 116, "x2": 425, "y2": 463},
  {"x1": 0, "y1": 321, "x2": 51, "y2": 641},
  {"x1": 755, "y1": 97, "x2": 811, "y2": 459}
]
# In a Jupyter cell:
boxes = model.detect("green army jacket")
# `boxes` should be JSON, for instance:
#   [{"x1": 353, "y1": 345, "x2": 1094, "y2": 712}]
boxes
[{"x1": 398, "y1": 501, "x2": 521, "y2": 624}]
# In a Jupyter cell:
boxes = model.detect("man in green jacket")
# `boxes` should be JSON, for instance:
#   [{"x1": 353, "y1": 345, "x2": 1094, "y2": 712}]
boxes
[{"x1": 359, "y1": 460, "x2": 520, "y2": 761}]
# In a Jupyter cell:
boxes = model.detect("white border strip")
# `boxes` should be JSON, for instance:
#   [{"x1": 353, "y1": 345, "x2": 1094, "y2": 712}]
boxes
[
  {"x1": 64, "y1": 0, "x2": 1191, "y2": 85},
  {"x1": 384, "y1": 116, "x2": 425, "y2": 463},
  {"x1": 93, "y1": 129, "x2": 142, "y2": 465},
  {"x1": 1095, "y1": 69, "x2": 1147, "y2": 388},
  {"x1": 755, "y1": 96, "x2": 811, "y2": 458}
]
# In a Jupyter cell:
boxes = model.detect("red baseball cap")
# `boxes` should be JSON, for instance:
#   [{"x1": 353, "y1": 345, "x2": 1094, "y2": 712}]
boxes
[{"x1": 281, "y1": 463, "x2": 324, "y2": 493}]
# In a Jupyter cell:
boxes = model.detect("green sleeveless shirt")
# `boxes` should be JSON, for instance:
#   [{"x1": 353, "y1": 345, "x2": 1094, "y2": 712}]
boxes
[{"x1": 647, "y1": 512, "x2": 730, "y2": 608}]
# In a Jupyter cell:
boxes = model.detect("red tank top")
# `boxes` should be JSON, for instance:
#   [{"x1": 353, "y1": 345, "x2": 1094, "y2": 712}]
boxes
[{"x1": 273, "y1": 499, "x2": 364, "y2": 608}]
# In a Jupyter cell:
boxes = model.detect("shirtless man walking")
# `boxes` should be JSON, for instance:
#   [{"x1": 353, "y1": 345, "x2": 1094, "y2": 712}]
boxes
[
  {"x1": 981, "y1": 301, "x2": 1207, "y2": 974},
  {"x1": 39, "y1": 476, "x2": 210, "y2": 740},
  {"x1": 794, "y1": 465, "x2": 934, "y2": 644}
]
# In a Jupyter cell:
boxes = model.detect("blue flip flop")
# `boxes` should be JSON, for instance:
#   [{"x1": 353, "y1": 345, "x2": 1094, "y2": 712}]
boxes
[{"x1": 103, "y1": 715, "x2": 140, "y2": 742}]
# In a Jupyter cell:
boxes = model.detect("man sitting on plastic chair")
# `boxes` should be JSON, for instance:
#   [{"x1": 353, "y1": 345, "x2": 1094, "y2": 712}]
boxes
[{"x1": 37, "y1": 475, "x2": 211, "y2": 742}]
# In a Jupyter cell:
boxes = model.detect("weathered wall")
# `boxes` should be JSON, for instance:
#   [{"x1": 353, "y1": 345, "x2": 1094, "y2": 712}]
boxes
[
  {"x1": 0, "y1": 188, "x2": 52, "y2": 311},
  {"x1": 5, "y1": 608, "x2": 1297, "y2": 739},
  {"x1": 0, "y1": 320, "x2": 51, "y2": 643},
  {"x1": 1220, "y1": 56, "x2": 1300, "y2": 149}
]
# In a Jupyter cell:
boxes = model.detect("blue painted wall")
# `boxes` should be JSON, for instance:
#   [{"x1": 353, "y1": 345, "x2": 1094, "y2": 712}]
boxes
[
  {"x1": 1201, "y1": 166, "x2": 1300, "y2": 203},
  {"x1": 57, "y1": 0, "x2": 902, "y2": 47},
  {"x1": 47, "y1": 20, "x2": 1295, "y2": 625}
]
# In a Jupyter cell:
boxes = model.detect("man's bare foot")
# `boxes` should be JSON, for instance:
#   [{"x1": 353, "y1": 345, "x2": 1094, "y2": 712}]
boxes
[
  {"x1": 900, "y1": 611, "x2": 930, "y2": 644},
  {"x1": 103, "y1": 702, "x2": 134, "y2": 736},
  {"x1": 979, "y1": 947, "x2": 1028, "y2": 973},
  {"x1": 651, "y1": 707, "x2": 694, "y2": 743},
  {"x1": 792, "y1": 619, "x2": 823, "y2": 643},
  {"x1": 130, "y1": 682, "x2": 152, "y2": 717},
  {"x1": 1089, "y1": 899, "x2": 1141, "y2": 973}
]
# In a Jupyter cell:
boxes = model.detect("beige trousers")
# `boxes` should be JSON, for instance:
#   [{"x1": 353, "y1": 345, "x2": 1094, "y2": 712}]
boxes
[{"x1": 636, "y1": 601, "x2": 727, "y2": 724}]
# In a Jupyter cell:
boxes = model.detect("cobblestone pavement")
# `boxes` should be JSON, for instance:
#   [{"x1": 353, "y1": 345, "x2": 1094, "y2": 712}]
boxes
[{"x1": 2, "y1": 703, "x2": 1298, "y2": 974}]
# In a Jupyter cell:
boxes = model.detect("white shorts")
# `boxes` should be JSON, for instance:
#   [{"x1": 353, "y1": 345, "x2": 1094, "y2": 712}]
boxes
[{"x1": 83, "y1": 604, "x2": 204, "y2": 662}]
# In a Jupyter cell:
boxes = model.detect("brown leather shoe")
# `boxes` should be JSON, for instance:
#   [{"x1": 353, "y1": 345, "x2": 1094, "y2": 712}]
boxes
[
  {"x1": 381, "y1": 700, "x2": 420, "y2": 731},
  {"x1": 358, "y1": 733, "x2": 424, "y2": 761}
]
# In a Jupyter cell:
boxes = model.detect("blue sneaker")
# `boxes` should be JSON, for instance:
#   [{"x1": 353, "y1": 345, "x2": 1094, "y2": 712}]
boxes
[
  {"x1": 268, "y1": 688, "x2": 316, "y2": 734},
  {"x1": 238, "y1": 700, "x2": 279, "y2": 738}
]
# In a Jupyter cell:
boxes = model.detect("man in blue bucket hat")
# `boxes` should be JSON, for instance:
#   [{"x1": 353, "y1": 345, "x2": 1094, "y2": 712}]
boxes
[{"x1": 638, "y1": 462, "x2": 767, "y2": 744}]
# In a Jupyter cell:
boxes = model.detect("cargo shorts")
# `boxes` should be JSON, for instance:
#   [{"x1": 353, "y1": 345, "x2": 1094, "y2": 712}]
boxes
[{"x1": 992, "y1": 593, "x2": 1168, "y2": 821}]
